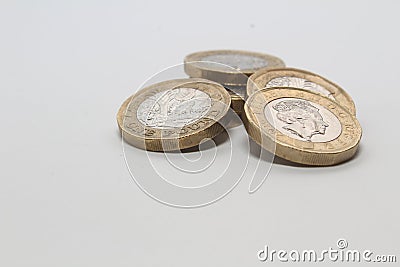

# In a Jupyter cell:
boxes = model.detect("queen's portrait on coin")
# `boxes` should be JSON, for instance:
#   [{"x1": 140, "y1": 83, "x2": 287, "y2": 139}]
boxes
[{"x1": 273, "y1": 99, "x2": 329, "y2": 142}]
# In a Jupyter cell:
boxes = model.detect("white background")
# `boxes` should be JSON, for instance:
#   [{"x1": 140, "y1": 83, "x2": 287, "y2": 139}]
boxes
[{"x1": 1, "y1": 1, "x2": 399, "y2": 266}]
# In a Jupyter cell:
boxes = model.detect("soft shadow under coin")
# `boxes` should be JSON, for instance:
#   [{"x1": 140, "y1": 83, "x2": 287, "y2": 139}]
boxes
[
  {"x1": 272, "y1": 155, "x2": 314, "y2": 167},
  {"x1": 249, "y1": 140, "x2": 275, "y2": 163},
  {"x1": 171, "y1": 130, "x2": 230, "y2": 153},
  {"x1": 272, "y1": 143, "x2": 364, "y2": 168},
  {"x1": 225, "y1": 112, "x2": 244, "y2": 129},
  {"x1": 246, "y1": 139, "x2": 275, "y2": 193},
  {"x1": 249, "y1": 140, "x2": 327, "y2": 168}
]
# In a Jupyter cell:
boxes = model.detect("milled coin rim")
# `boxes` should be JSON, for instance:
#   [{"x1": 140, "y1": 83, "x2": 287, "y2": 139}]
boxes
[
  {"x1": 117, "y1": 78, "x2": 231, "y2": 151},
  {"x1": 243, "y1": 88, "x2": 362, "y2": 166},
  {"x1": 184, "y1": 50, "x2": 285, "y2": 86},
  {"x1": 247, "y1": 67, "x2": 356, "y2": 115}
]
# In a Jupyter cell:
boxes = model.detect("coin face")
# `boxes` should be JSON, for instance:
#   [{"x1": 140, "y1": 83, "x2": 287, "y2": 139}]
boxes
[
  {"x1": 265, "y1": 97, "x2": 342, "y2": 142},
  {"x1": 247, "y1": 68, "x2": 356, "y2": 115},
  {"x1": 184, "y1": 50, "x2": 285, "y2": 86},
  {"x1": 266, "y1": 77, "x2": 335, "y2": 100},
  {"x1": 199, "y1": 54, "x2": 270, "y2": 72},
  {"x1": 136, "y1": 88, "x2": 212, "y2": 129},
  {"x1": 243, "y1": 88, "x2": 362, "y2": 166},
  {"x1": 117, "y1": 78, "x2": 231, "y2": 151}
]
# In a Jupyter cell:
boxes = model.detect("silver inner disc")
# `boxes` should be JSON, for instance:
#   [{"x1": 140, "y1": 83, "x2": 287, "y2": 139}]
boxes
[
  {"x1": 266, "y1": 76, "x2": 335, "y2": 100},
  {"x1": 264, "y1": 97, "x2": 342, "y2": 142},
  {"x1": 137, "y1": 88, "x2": 212, "y2": 129},
  {"x1": 200, "y1": 54, "x2": 269, "y2": 71}
]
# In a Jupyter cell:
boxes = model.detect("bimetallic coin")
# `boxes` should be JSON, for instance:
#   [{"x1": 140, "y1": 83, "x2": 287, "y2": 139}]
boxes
[
  {"x1": 243, "y1": 88, "x2": 362, "y2": 166},
  {"x1": 223, "y1": 85, "x2": 246, "y2": 128},
  {"x1": 117, "y1": 78, "x2": 231, "y2": 151},
  {"x1": 247, "y1": 68, "x2": 356, "y2": 115},
  {"x1": 184, "y1": 50, "x2": 285, "y2": 86},
  {"x1": 225, "y1": 84, "x2": 246, "y2": 115}
]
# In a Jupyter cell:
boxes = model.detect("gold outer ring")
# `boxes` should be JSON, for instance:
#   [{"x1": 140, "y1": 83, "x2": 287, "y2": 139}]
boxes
[
  {"x1": 184, "y1": 50, "x2": 285, "y2": 86},
  {"x1": 247, "y1": 67, "x2": 356, "y2": 115},
  {"x1": 243, "y1": 88, "x2": 362, "y2": 166},
  {"x1": 117, "y1": 78, "x2": 231, "y2": 151},
  {"x1": 224, "y1": 89, "x2": 245, "y2": 129},
  {"x1": 225, "y1": 85, "x2": 246, "y2": 115},
  {"x1": 228, "y1": 91, "x2": 245, "y2": 115}
]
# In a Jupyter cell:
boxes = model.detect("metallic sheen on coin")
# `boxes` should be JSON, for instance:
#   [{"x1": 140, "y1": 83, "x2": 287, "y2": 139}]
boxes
[
  {"x1": 243, "y1": 88, "x2": 362, "y2": 166},
  {"x1": 223, "y1": 85, "x2": 246, "y2": 128},
  {"x1": 225, "y1": 84, "x2": 246, "y2": 115},
  {"x1": 247, "y1": 68, "x2": 356, "y2": 115},
  {"x1": 117, "y1": 78, "x2": 231, "y2": 151},
  {"x1": 184, "y1": 50, "x2": 285, "y2": 86}
]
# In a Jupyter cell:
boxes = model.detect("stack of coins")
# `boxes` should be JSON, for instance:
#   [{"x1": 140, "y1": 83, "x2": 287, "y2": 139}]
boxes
[
  {"x1": 184, "y1": 50, "x2": 285, "y2": 116},
  {"x1": 117, "y1": 78, "x2": 231, "y2": 151},
  {"x1": 117, "y1": 50, "x2": 362, "y2": 166}
]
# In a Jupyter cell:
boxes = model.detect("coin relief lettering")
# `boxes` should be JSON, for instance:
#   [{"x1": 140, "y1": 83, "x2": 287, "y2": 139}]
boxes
[
  {"x1": 266, "y1": 76, "x2": 335, "y2": 100},
  {"x1": 136, "y1": 88, "x2": 212, "y2": 129}
]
